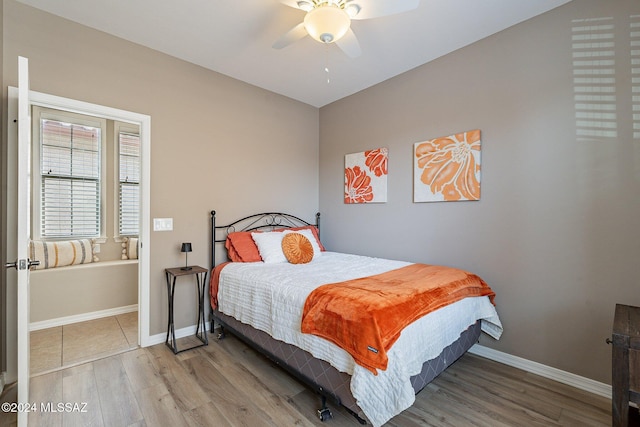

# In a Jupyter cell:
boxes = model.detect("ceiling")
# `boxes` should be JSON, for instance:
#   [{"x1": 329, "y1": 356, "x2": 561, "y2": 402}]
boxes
[{"x1": 17, "y1": 0, "x2": 571, "y2": 108}]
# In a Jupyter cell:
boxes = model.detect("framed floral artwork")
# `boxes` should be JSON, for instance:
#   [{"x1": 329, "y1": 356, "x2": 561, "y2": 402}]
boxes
[
  {"x1": 344, "y1": 148, "x2": 388, "y2": 204},
  {"x1": 413, "y1": 130, "x2": 481, "y2": 202}
]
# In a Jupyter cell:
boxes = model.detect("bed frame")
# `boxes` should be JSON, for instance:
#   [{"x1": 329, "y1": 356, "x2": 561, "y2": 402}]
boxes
[{"x1": 209, "y1": 210, "x2": 481, "y2": 424}]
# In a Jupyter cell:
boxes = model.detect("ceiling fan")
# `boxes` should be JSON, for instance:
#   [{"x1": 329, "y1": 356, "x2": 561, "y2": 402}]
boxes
[{"x1": 273, "y1": 0, "x2": 420, "y2": 58}]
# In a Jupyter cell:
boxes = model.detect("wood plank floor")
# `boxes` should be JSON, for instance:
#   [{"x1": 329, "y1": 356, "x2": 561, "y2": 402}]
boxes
[{"x1": 1, "y1": 331, "x2": 615, "y2": 426}]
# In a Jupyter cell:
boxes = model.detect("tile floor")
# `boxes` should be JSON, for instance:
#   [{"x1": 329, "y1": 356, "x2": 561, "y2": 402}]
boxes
[{"x1": 30, "y1": 311, "x2": 138, "y2": 375}]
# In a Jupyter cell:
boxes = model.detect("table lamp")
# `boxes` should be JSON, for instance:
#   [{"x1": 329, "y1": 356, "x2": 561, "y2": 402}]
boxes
[{"x1": 180, "y1": 242, "x2": 192, "y2": 270}]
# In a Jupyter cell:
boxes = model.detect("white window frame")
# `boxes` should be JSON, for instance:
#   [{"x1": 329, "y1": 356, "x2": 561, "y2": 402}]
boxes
[
  {"x1": 31, "y1": 106, "x2": 108, "y2": 242},
  {"x1": 114, "y1": 121, "x2": 140, "y2": 241}
]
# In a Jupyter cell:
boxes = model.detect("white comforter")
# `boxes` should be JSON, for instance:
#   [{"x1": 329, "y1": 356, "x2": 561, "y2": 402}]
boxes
[{"x1": 217, "y1": 252, "x2": 502, "y2": 426}]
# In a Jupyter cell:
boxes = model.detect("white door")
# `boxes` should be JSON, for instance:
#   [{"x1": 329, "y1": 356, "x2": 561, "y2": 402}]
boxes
[{"x1": 12, "y1": 55, "x2": 34, "y2": 427}]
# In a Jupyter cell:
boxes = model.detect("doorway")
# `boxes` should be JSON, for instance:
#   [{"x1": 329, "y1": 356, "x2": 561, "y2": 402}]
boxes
[
  {"x1": 5, "y1": 86, "x2": 151, "y2": 386},
  {"x1": 29, "y1": 106, "x2": 142, "y2": 374}
]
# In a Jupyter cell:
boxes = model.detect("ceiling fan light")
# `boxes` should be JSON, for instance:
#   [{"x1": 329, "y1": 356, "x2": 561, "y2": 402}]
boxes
[
  {"x1": 304, "y1": 5, "x2": 351, "y2": 44},
  {"x1": 297, "y1": 1, "x2": 314, "y2": 12},
  {"x1": 344, "y1": 2, "x2": 361, "y2": 18}
]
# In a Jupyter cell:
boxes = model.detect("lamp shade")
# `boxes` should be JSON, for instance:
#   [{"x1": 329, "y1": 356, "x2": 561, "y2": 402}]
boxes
[
  {"x1": 181, "y1": 242, "x2": 192, "y2": 253},
  {"x1": 304, "y1": 4, "x2": 351, "y2": 44}
]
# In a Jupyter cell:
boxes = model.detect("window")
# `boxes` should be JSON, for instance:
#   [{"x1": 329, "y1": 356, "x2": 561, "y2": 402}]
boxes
[
  {"x1": 34, "y1": 109, "x2": 106, "y2": 239},
  {"x1": 118, "y1": 130, "x2": 140, "y2": 236},
  {"x1": 33, "y1": 108, "x2": 140, "y2": 243}
]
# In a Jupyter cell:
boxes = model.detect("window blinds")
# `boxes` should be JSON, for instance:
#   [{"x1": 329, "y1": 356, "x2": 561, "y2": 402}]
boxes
[
  {"x1": 40, "y1": 119, "x2": 101, "y2": 238},
  {"x1": 119, "y1": 132, "x2": 140, "y2": 236}
]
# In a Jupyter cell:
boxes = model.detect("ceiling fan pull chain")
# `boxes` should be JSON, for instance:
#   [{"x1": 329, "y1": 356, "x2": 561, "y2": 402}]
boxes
[{"x1": 325, "y1": 44, "x2": 331, "y2": 84}]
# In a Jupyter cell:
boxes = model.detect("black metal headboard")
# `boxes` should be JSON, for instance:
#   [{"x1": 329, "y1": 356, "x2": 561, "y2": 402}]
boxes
[{"x1": 210, "y1": 211, "x2": 321, "y2": 269}]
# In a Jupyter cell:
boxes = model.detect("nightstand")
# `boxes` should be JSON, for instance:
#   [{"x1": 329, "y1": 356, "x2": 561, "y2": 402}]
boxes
[
  {"x1": 610, "y1": 303, "x2": 640, "y2": 426},
  {"x1": 165, "y1": 265, "x2": 209, "y2": 354}
]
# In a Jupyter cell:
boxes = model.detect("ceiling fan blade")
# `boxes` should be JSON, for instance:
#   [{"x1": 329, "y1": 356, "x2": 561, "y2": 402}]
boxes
[
  {"x1": 273, "y1": 23, "x2": 308, "y2": 49},
  {"x1": 350, "y1": 0, "x2": 420, "y2": 20},
  {"x1": 277, "y1": 0, "x2": 303, "y2": 9},
  {"x1": 335, "y1": 29, "x2": 361, "y2": 58}
]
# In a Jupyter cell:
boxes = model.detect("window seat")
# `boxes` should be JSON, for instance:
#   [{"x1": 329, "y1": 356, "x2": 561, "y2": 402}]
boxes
[{"x1": 30, "y1": 259, "x2": 138, "y2": 324}]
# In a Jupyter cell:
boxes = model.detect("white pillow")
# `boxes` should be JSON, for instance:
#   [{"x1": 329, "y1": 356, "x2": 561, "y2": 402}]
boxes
[
  {"x1": 251, "y1": 231, "x2": 287, "y2": 263},
  {"x1": 283, "y1": 229, "x2": 322, "y2": 259}
]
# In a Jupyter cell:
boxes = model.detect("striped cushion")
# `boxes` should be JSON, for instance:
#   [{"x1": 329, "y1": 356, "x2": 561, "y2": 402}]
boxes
[
  {"x1": 29, "y1": 239, "x2": 98, "y2": 270},
  {"x1": 122, "y1": 237, "x2": 139, "y2": 260}
]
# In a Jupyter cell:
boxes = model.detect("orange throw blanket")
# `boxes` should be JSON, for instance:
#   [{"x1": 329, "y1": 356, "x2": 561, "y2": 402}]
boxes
[
  {"x1": 301, "y1": 263, "x2": 495, "y2": 374},
  {"x1": 209, "y1": 261, "x2": 231, "y2": 310}
]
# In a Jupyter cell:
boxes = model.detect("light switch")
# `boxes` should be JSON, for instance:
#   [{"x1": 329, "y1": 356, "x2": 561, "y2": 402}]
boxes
[{"x1": 153, "y1": 218, "x2": 173, "y2": 231}]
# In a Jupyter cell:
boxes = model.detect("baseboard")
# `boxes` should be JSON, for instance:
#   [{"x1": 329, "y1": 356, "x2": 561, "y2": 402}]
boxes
[
  {"x1": 469, "y1": 344, "x2": 612, "y2": 399},
  {"x1": 146, "y1": 324, "x2": 200, "y2": 347},
  {"x1": 29, "y1": 304, "x2": 138, "y2": 331}
]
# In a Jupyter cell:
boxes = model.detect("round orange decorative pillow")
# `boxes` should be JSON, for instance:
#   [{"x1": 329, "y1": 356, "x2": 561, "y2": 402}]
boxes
[{"x1": 281, "y1": 232, "x2": 314, "y2": 264}]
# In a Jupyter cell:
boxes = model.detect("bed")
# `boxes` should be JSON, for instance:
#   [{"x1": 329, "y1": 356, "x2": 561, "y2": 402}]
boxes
[{"x1": 208, "y1": 211, "x2": 502, "y2": 426}]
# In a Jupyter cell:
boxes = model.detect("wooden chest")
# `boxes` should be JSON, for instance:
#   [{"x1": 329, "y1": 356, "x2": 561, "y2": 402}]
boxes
[{"x1": 611, "y1": 304, "x2": 640, "y2": 426}]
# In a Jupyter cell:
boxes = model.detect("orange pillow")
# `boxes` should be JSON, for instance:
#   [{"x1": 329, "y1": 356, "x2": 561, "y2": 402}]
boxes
[
  {"x1": 281, "y1": 233, "x2": 314, "y2": 264},
  {"x1": 277, "y1": 225, "x2": 325, "y2": 251},
  {"x1": 225, "y1": 231, "x2": 262, "y2": 262}
]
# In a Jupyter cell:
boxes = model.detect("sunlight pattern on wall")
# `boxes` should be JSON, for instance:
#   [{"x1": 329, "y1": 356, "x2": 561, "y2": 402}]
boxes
[
  {"x1": 632, "y1": 15, "x2": 640, "y2": 141},
  {"x1": 572, "y1": 17, "x2": 617, "y2": 141}
]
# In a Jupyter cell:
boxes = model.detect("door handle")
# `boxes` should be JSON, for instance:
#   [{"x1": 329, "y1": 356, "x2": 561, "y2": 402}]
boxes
[{"x1": 4, "y1": 259, "x2": 39, "y2": 270}]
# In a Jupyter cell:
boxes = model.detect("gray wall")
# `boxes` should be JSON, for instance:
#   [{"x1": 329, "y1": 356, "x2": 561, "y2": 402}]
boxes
[
  {"x1": 2, "y1": 0, "x2": 319, "y2": 378},
  {"x1": 319, "y1": 0, "x2": 640, "y2": 384}
]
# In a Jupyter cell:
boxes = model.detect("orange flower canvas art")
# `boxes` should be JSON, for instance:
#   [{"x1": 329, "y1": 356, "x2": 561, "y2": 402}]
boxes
[
  {"x1": 345, "y1": 148, "x2": 388, "y2": 204},
  {"x1": 414, "y1": 130, "x2": 481, "y2": 202}
]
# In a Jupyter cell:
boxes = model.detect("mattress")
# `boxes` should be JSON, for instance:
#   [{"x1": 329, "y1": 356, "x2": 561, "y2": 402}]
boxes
[{"x1": 215, "y1": 251, "x2": 503, "y2": 426}]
